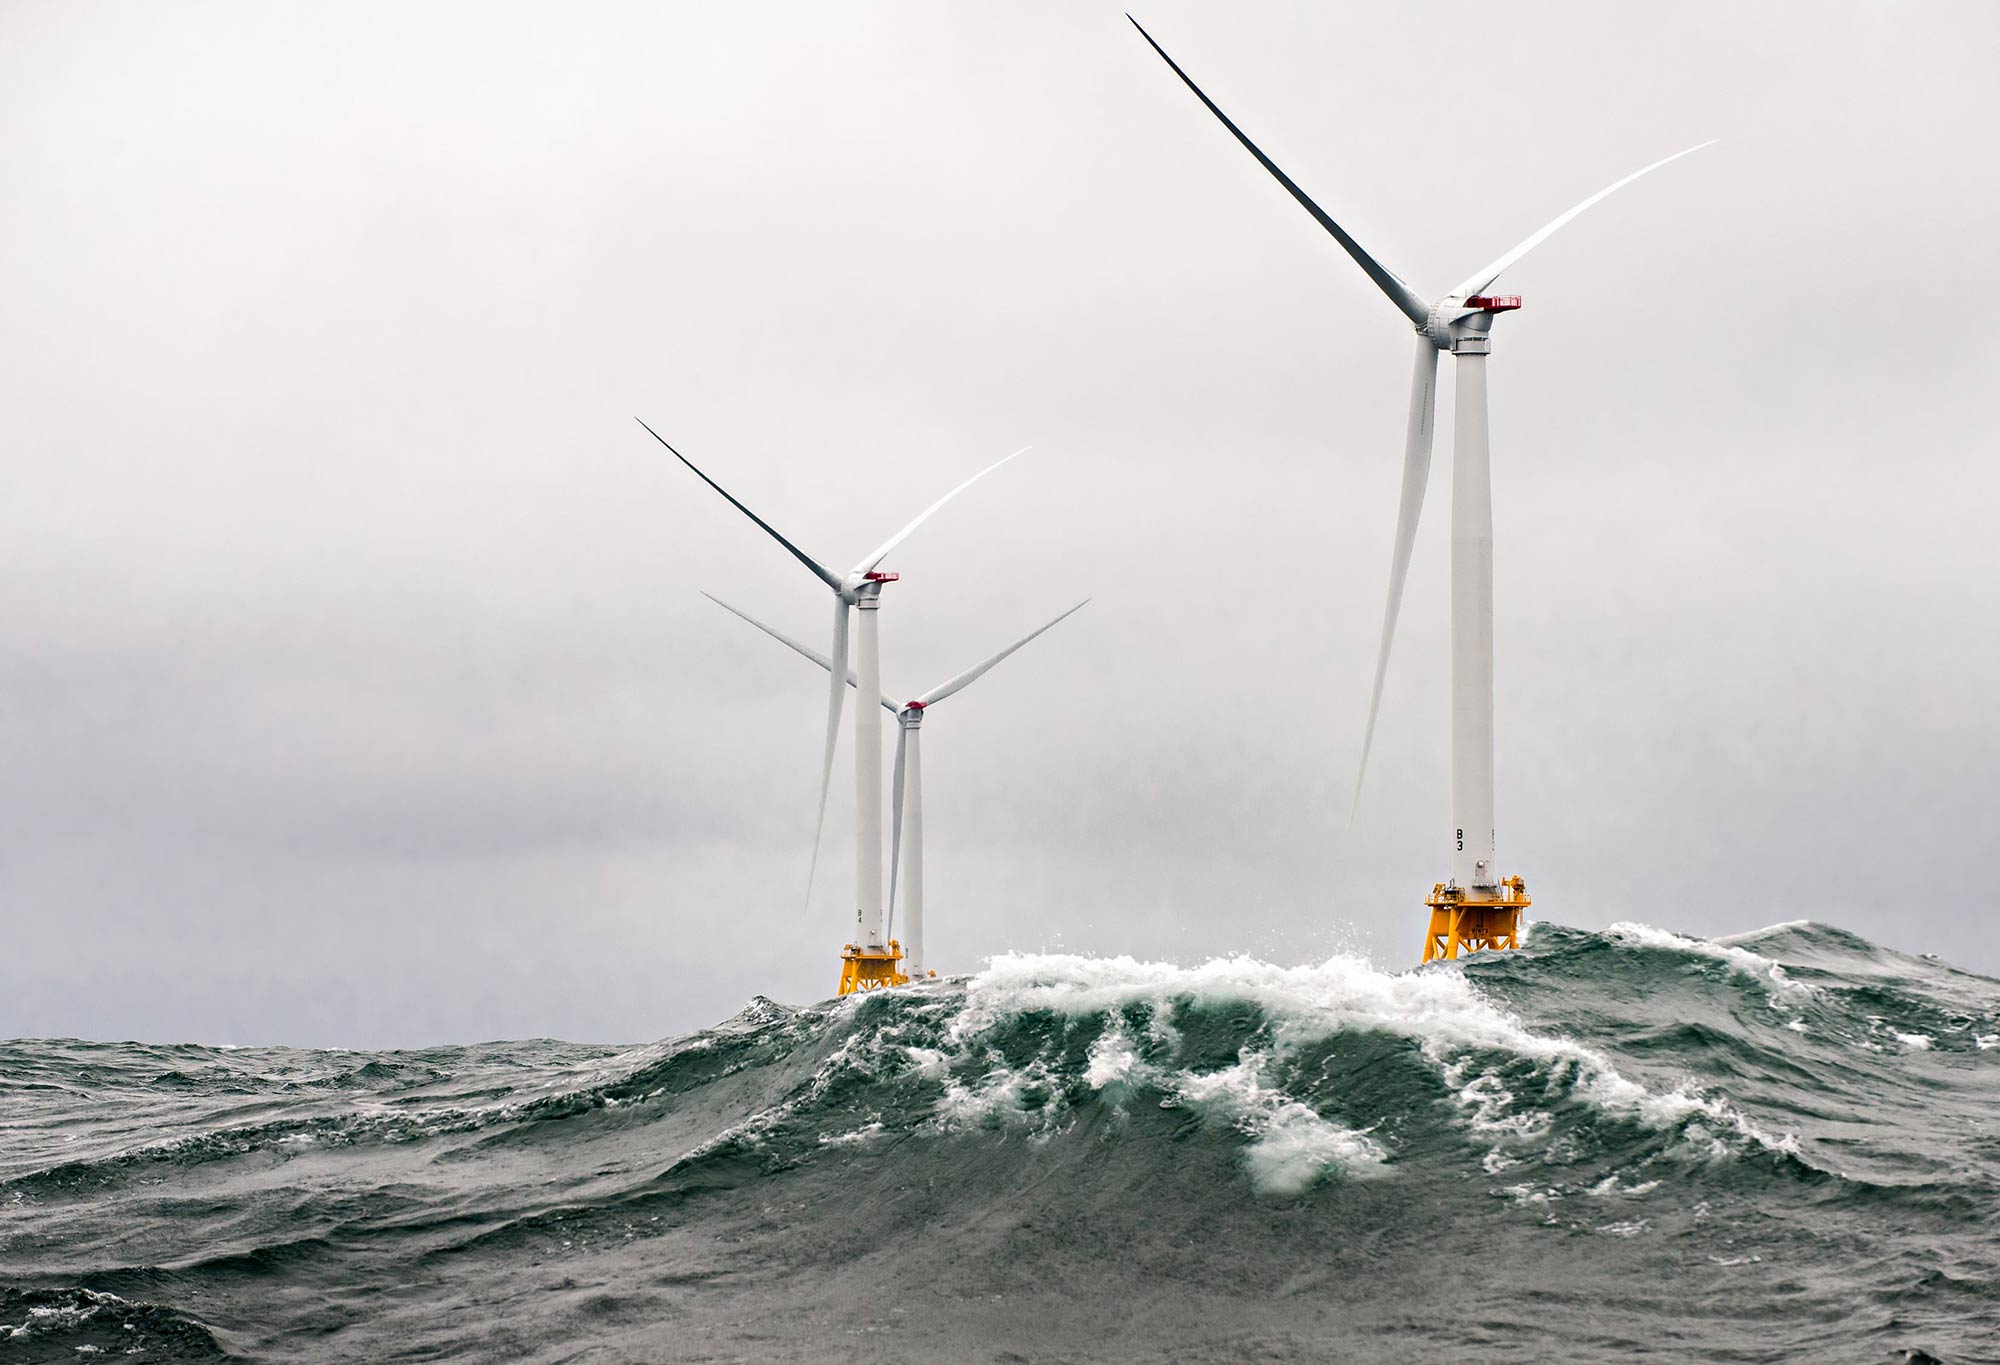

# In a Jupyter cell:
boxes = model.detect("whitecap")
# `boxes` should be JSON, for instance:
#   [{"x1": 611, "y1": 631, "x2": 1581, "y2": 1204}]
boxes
[
  {"x1": 1605, "y1": 922, "x2": 1817, "y2": 1008},
  {"x1": 1173, "y1": 1054, "x2": 1386, "y2": 1193},
  {"x1": 817, "y1": 1122, "x2": 884, "y2": 1147},
  {"x1": 942, "y1": 950, "x2": 1799, "y2": 1177}
]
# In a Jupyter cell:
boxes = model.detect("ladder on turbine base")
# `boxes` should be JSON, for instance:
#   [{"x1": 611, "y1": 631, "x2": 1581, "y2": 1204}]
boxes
[
  {"x1": 1421, "y1": 878, "x2": 1531, "y2": 963},
  {"x1": 837, "y1": 941, "x2": 908, "y2": 995}
]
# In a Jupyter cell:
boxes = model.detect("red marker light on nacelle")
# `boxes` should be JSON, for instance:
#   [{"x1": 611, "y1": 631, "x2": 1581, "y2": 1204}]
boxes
[
  {"x1": 1467, "y1": 295, "x2": 1522, "y2": 313},
  {"x1": 863, "y1": 571, "x2": 900, "y2": 582}
]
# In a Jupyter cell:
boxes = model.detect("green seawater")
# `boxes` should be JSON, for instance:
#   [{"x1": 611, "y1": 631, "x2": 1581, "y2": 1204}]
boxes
[{"x1": 2, "y1": 921, "x2": 1995, "y2": 1363}]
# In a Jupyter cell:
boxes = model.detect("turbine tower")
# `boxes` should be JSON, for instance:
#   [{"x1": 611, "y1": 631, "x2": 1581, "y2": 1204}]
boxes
[
  {"x1": 640, "y1": 420, "x2": 1027, "y2": 988},
  {"x1": 703, "y1": 593, "x2": 1087, "y2": 983},
  {"x1": 1129, "y1": 17, "x2": 1709, "y2": 962}
]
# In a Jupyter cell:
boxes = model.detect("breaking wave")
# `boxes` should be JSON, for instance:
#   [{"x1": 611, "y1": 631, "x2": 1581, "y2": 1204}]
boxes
[{"x1": 3, "y1": 920, "x2": 1995, "y2": 1362}]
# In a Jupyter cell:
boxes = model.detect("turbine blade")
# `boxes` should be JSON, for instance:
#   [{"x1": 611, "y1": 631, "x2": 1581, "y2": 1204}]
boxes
[
  {"x1": 886, "y1": 721, "x2": 907, "y2": 941},
  {"x1": 917, "y1": 599, "x2": 1090, "y2": 708},
  {"x1": 636, "y1": 419, "x2": 843, "y2": 592},
  {"x1": 850, "y1": 445, "x2": 1032, "y2": 579},
  {"x1": 703, "y1": 592, "x2": 842, "y2": 675},
  {"x1": 1449, "y1": 140, "x2": 1716, "y2": 298},
  {"x1": 1353, "y1": 339, "x2": 1440, "y2": 816},
  {"x1": 702, "y1": 592, "x2": 900, "y2": 712},
  {"x1": 804, "y1": 600, "x2": 849, "y2": 912},
  {"x1": 1127, "y1": 15, "x2": 1429, "y2": 328}
]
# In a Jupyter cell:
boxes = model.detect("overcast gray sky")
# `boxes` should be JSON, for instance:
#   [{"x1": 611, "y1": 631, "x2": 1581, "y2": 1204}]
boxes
[{"x1": 3, "y1": 1, "x2": 1995, "y2": 1047}]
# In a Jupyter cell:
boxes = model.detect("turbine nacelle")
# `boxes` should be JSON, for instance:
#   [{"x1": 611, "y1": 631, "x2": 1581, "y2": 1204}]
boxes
[
  {"x1": 841, "y1": 569, "x2": 901, "y2": 604},
  {"x1": 1420, "y1": 296, "x2": 1523, "y2": 350}
]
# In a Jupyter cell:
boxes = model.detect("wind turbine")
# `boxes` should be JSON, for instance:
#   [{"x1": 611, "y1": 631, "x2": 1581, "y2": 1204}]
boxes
[
  {"x1": 639, "y1": 420, "x2": 1027, "y2": 988},
  {"x1": 1129, "y1": 16, "x2": 1710, "y2": 962},
  {"x1": 703, "y1": 592, "x2": 1087, "y2": 984}
]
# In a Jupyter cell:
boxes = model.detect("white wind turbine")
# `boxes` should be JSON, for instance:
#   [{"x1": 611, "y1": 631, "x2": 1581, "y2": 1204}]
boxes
[
  {"x1": 639, "y1": 420, "x2": 1027, "y2": 986},
  {"x1": 1130, "y1": 17, "x2": 1710, "y2": 960},
  {"x1": 703, "y1": 592, "x2": 1088, "y2": 982}
]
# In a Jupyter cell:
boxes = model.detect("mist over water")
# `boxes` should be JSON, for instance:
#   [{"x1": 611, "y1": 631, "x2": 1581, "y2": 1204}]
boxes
[{"x1": 4, "y1": 920, "x2": 1996, "y2": 1362}]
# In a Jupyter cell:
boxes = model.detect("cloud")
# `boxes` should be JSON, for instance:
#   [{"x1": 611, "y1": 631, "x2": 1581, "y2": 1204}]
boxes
[{"x1": 1, "y1": 1, "x2": 1994, "y2": 1045}]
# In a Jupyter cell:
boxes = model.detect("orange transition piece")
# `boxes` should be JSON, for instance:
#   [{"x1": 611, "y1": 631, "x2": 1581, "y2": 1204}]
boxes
[
  {"x1": 836, "y1": 940, "x2": 908, "y2": 995},
  {"x1": 1421, "y1": 876, "x2": 1530, "y2": 963}
]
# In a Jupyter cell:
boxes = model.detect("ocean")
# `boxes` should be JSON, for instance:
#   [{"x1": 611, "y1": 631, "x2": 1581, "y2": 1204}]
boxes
[{"x1": 3, "y1": 920, "x2": 1995, "y2": 1362}]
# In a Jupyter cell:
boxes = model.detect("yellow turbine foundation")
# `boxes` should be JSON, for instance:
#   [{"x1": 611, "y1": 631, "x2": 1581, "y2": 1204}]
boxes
[
  {"x1": 836, "y1": 940, "x2": 908, "y2": 995},
  {"x1": 1421, "y1": 877, "x2": 1530, "y2": 963}
]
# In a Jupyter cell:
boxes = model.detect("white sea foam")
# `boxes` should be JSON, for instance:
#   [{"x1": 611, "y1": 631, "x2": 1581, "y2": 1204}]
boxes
[
  {"x1": 935, "y1": 1056, "x2": 1054, "y2": 1128},
  {"x1": 1604, "y1": 922, "x2": 1816, "y2": 1007},
  {"x1": 902, "y1": 1046, "x2": 948, "y2": 1080},
  {"x1": 1715, "y1": 920, "x2": 1812, "y2": 945},
  {"x1": 1084, "y1": 1024, "x2": 1143, "y2": 1090},
  {"x1": 960, "y1": 950, "x2": 1576, "y2": 1064},
  {"x1": 950, "y1": 950, "x2": 1799, "y2": 1173},
  {"x1": 1447, "y1": 1066, "x2": 1552, "y2": 1142},
  {"x1": 1242, "y1": 1104, "x2": 1384, "y2": 1195},
  {"x1": 817, "y1": 1122, "x2": 884, "y2": 1147},
  {"x1": 1588, "y1": 1175, "x2": 1661, "y2": 1198},
  {"x1": 1, "y1": 1289, "x2": 129, "y2": 1342},
  {"x1": 1175, "y1": 1055, "x2": 1387, "y2": 1194}
]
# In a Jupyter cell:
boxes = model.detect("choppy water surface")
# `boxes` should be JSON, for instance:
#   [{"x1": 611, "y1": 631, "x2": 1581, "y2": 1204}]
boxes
[{"x1": 3, "y1": 921, "x2": 1996, "y2": 1362}]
